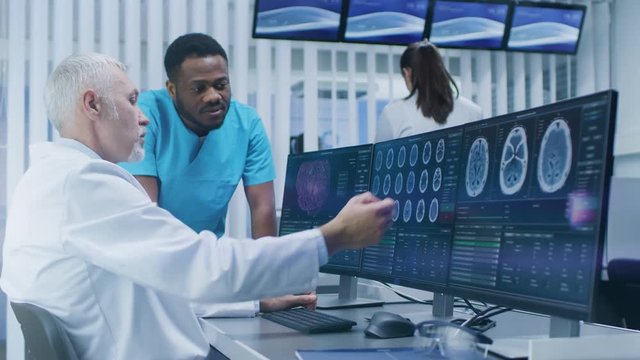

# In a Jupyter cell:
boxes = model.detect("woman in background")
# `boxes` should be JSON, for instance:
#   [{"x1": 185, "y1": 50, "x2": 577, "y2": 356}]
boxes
[{"x1": 376, "y1": 40, "x2": 483, "y2": 142}]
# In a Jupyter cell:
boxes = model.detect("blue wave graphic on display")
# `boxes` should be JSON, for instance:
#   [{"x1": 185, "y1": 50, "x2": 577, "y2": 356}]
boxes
[
  {"x1": 255, "y1": 6, "x2": 339, "y2": 34},
  {"x1": 430, "y1": 17, "x2": 504, "y2": 43},
  {"x1": 345, "y1": 12, "x2": 424, "y2": 39},
  {"x1": 508, "y1": 22, "x2": 579, "y2": 48}
]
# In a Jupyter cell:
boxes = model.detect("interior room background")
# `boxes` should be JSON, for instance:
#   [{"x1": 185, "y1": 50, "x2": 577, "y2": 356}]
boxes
[{"x1": 1, "y1": 0, "x2": 639, "y2": 358}]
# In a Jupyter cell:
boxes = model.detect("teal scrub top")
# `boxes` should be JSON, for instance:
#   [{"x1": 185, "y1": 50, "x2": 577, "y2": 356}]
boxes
[{"x1": 120, "y1": 89, "x2": 275, "y2": 237}]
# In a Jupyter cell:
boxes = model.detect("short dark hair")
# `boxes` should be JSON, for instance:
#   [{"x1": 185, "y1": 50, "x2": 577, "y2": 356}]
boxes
[{"x1": 164, "y1": 33, "x2": 228, "y2": 80}]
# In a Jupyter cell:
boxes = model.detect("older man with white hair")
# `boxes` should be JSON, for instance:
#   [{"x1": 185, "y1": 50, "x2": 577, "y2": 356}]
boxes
[{"x1": 1, "y1": 53, "x2": 394, "y2": 360}]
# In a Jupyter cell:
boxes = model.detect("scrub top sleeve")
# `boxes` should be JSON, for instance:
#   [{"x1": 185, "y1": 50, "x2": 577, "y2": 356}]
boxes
[
  {"x1": 242, "y1": 116, "x2": 275, "y2": 186},
  {"x1": 118, "y1": 96, "x2": 159, "y2": 176}
]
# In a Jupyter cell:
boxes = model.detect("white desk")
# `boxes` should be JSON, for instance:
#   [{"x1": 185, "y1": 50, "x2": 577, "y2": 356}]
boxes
[{"x1": 199, "y1": 303, "x2": 636, "y2": 359}]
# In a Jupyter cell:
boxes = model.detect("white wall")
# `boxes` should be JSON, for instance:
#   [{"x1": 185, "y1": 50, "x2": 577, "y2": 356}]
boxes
[{"x1": 611, "y1": 0, "x2": 640, "y2": 174}]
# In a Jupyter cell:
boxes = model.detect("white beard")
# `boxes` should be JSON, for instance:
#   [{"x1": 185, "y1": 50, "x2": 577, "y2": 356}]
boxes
[{"x1": 127, "y1": 141, "x2": 145, "y2": 162}]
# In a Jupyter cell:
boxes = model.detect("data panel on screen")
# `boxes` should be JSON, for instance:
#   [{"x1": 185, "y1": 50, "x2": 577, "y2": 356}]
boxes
[
  {"x1": 279, "y1": 145, "x2": 372, "y2": 274},
  {"x1": 428, "y1": 0, "x2": 510, "y2": 50},
  {"x1": 506, "y1": 2, "x2": 586, "y2": 54},
  {"x1": 450, "y1": 91, "x2": 617, "y2": 319},
  {"x1": 342, "y1": 0, "x2": 429, "y2": 45},
  {"x1": 364, "y1": 128, "x2": 464, "y2": 291},
  {"x1": 253, "y1": 0, "x2": 344, "y2": 42}
]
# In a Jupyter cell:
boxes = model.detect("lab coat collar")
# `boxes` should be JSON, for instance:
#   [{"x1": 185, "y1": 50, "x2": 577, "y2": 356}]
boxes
[{"x1": 55, "y1": 138, "x2": 102, "y2": 160}]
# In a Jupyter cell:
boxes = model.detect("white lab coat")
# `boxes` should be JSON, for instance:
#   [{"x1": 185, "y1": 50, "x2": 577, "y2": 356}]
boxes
[
  {"x1": 1, "y1": 139, "x2": 327, "y2": 360},
  {"x1": 376, "y1": 94, "x2": 483, "y2": 142}
]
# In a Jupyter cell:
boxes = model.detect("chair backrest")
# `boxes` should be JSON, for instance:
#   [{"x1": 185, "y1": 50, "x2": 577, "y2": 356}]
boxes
[
  {"x1": 607, "y1": 259, "x2": 640, "y2": 330},
  {"x1": 10, "y1": 302, "x2": 79, "y2": 360}
]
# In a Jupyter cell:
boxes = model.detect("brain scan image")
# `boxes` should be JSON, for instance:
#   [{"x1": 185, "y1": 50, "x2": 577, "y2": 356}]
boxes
[
  {"x1": 416, "y1": 199, "x2": 425, "y2": 222},
  {"x1": 392, "y1": 200, "x2": 400, "y2": 222},
  {"x1": 500, "y1": 126, "x2": 528, "y2": 195},
  {"x1": 429, "y1": 197, "x2": 439, "y2": 223},
  {"x1": 371, "y1": 175, "x2": 380, "y2": 195},
  {"x1": 394, "y1": 172, "x2": 404, "y2": 195},
  {"x1": 538, "y1": 118, "x2": 572, "y2": 193},
  {"x1": 296, "y1": 160, "x2": 330, "y2": 215},
  {"x1": 383, "y1": 174, "x2": 391, "y2": 195},
  {"x1": 386, "y1": 148, "x2": 394, "y2": 169},
  {"x1": 406, "y1": 171, "x2": 415, "y2": 194},
  {"x1": 419, "y1": 169, "x2": 429, "y2": 193},
  {"x1": 423, "y1": 141, "x2": 432, "y2": 165},
  {"x1": 436, "y1": 139, "x2": 445, "y2": 163},
  {"x1": 403, "y1": 199, "x2": 412, "y2": 223},
  {"x1": 432, "y1": 167, "x2": 442, "y2": 192},
  {"x1": 398, "y1": 146, "x2": 406, "y2": 168},
  {"x1": 465, "y1": 137, "x2": 489, "y2": 197},
  {"x1": 409, "y1": 144, "x2": 419, "y2": 167},
  {"x1": 375, "y1": 150, "x2": 383, "y2": 171}
]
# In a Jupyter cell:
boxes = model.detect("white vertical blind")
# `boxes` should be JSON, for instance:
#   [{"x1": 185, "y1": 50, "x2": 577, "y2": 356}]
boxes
[
  {"x1": 6, "y1": 0, "x2": 27, "y2": 357},
  {"x1": 303, "y1": 42, "x2": 318, "y2": 152},
  {"x1": 124, "y1": 0, "x2": 141, "y2": 87},
  {"x1": 212, "y1": 0, "x2": 228, "y2": 51},
  {"x1": 494, "y1": 52, "x2": 508, "y2": 116},
  {"x1": 190, "y1": 0, "x2": 207, "y2": 34},
  {"x1": 52, "y1": 0, "x2": 73, "y2": 66},
  {"x1": 272, "y1": 41, "x2": 292, "y2": 210},
  {"x1": 168, "y1": 0, "x2": 187, "y2": 43},
  {"x1": 576, "y1": 2, "x2": 596, "y2": 96},
  {"x1": 366, "y1": 51, "x2": 376, "y2": 143},
  {"x1": 476, "y1": 51, "x2": 492, "y2": 114},
  {"x1": 346, "y1": 47, "x2": 357, "y2": 146},
  {"x1": 29, "y1": 0, "x2": 49, "y2": 144},
  {"x1": 529, "y1": 54, "x2": 544, "y2": 107},
  {"x1": 512, "y1": 53, "x2": 526, "y2": 111},
  {"x1": 145, "y1": 0, "x2": 164, "y2": 89},
  {"x1": 77, "y1": 0, "x2": 95, "y2": 53},
  {"x1": 100, "y1": 0, "x2": 119, "y2": 59},
  {"x1": 255, "y1": 39, "x2": 272, "y2": 140}
]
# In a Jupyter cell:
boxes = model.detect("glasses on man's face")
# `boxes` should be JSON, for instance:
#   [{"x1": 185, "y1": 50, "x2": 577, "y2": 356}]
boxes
[{"x1": 415, "y1": 320, "x2": 493, "y2": 359}]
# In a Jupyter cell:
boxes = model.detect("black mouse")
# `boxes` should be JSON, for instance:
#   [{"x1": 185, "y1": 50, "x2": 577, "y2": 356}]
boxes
[{"x1": 364, "y1": 311, "x2": 415, "y2": 339}]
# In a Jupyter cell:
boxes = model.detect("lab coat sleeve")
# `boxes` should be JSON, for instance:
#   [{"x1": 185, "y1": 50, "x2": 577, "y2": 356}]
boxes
[
  {"x1": 375, "y1": 106, "x2": 395, "y2": 142},
  {"x1": 60, "y1": 161, "x2": 325, "y2": 303},
  {"x1": 191, "y1": 300, "x2": 259, "y2": 318}
]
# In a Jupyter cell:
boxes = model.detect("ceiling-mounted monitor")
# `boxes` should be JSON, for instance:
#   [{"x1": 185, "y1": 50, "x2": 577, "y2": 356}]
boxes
[
  {"x1": 427, "y1": 0, "x2": 511, "y2": 50},
  {"x1": 342, "y1": 0, "x2": 430, "y2": 45},
  {"x1": 506, "y1": 1, "x2": 587, "y2": 54},
  {"x1": 253, "y1": 0, "x2": 345, "y2": 42}
]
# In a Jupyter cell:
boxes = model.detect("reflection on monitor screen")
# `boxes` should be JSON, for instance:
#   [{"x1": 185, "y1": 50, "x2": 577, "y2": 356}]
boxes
[
  {"x1": 450, "y1": 91, "x2": 616, "y2": 320},
  {"x1": 343, "y1": 0, "x2": 429, "y2": 45},
  {"x1": 253, "y1": 0, "x2": 344, "y2": 42},
  {"x1": 279, "y1": 144, "x2": 373, "y2": 274},
  {"x1": 506, "y1": 3, "x2": 586, "y2": 54},
  {"x1": 429, "y1": 0, "x2": 510, "y2": 49},
  {"x1": 365, "y1": 129, "x2": 465, "y2": 292}
]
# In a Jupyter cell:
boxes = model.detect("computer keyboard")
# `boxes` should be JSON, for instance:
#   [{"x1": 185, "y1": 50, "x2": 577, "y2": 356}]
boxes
[{"x1": 261, "y1": 308, "x2": 357, "y2": 334}]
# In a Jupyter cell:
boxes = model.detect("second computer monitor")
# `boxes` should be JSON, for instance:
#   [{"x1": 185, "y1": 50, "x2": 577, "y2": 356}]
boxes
[{"x1": 279, "y1": 144, "x2": 373, "y2": 275}]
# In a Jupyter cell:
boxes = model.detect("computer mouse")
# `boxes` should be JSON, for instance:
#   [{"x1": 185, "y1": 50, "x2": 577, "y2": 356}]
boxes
[{"x1": 364, "y1": 311, "x2": 415, "y2": 339}]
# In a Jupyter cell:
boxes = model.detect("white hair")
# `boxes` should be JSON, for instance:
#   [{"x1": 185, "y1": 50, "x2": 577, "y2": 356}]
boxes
[{"x1": 44, "y1": 53, "x2": 127, "y2": 132}]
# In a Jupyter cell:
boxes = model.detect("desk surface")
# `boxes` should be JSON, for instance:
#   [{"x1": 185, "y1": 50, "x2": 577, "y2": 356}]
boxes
[{"x1": 199, "y1": 302, "x2": 636, "y2": 359}]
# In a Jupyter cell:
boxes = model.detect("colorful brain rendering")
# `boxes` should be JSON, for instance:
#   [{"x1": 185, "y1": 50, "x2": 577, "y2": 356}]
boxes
[{"x1": 296, "y1": 160, "x2": 330, "y2": 215}]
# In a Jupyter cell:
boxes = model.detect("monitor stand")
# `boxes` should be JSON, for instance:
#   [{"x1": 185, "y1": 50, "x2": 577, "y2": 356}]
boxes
[
  {"x1": 316, "y1": 275, "x2": 384, "y2": 309},
  {"x1": 432, "y1": 293, "x2": 454, "y2": 318},
  {"x1": 549, "y1": 316, "x2": 580, "y2": 337}
]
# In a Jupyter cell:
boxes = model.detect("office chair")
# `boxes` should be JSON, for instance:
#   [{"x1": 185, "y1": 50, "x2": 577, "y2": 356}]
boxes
[
  {"x1": 607, "y1": 259, "x2": 640, "y2": 330},
  {"x1": 10, "y1": 302, "x2": 79, "y2": 360}
]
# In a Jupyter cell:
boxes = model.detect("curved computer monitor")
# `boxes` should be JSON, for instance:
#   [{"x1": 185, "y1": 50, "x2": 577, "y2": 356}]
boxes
[
  {"x1": 363, "y1": 127, "x2": 466, "y2": 293},
  {"x1": 341, "y1": 0, "x2": 430, "y2": 46},
  {"x1": 448, "y1": 90, "x2": 617, "y2": 321},
  {"x1": 252, "y1": 0, "x2": 345, "y2": 42},
  {"x1": 279, "y1": 144, "x2": 373, "y2": 275},
  {"x1": 505, "y1": 1, "x2": 587, "y2": 54},
  {"x1": 426, "y1": 0, "x2": 511, "y2": 50}
]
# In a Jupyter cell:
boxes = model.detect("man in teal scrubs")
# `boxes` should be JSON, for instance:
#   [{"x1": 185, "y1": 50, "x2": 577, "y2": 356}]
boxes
[{"x1": 121, "y1": 33, "x2": 310, "y2": 315}]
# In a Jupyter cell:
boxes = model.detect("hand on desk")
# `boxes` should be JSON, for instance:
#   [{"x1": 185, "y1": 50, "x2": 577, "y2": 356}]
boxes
[{"x1": 260, "y1": 293, "x2": 317, "y2": 312}]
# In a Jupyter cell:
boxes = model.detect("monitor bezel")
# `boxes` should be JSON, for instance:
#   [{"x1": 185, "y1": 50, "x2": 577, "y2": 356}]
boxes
[
  {"x1": 504, "y1": 1, "x2": 588, "y2": 55},
  {"x1": 252, "y1": 0, "x2": 348, "y2": 43},
  {"x1": 339, "y1": 0, "x2": 431, "y2": 46},
  {"x1": 425, "y1": 0, "x2": 513, "y2": 51},
  {"x1": 443, "y1": 90, "x2": 617, "y2": 321}
]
